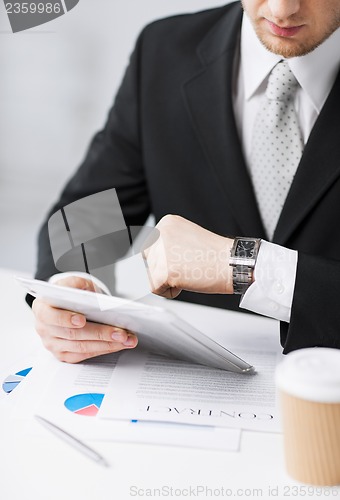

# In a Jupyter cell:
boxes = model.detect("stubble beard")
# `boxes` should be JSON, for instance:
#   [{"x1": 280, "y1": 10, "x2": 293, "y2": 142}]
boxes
[
  {"x1": 242, "y1": 3, "x2": 340, "y2": 58},
  {"x1": 254, "y1": 22, "x2": 340, "y2": 58}
]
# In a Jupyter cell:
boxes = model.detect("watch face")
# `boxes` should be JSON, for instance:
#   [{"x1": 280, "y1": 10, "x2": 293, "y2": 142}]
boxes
[{"x1": 235, "y1": 240, "x2": 256, "y2": 258}]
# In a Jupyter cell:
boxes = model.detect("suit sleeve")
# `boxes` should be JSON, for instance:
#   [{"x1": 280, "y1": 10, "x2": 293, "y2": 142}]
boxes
[
  {"x1": 34, "y1": 30, "x2": 151, "y2": 284},
  {"x1": 280, "y1": 253, "x2": 340, "y2": 353}
]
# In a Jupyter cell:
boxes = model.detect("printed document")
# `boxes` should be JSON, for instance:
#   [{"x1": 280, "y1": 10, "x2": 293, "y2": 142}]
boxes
[{"x1": 99, "y1": 348, "x2": 282, "y2": 432}]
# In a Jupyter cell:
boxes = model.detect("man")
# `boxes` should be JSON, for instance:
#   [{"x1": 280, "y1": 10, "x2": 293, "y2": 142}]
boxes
[{"x1": 32, "y1": 0, "x2": 340, "y2": 363}]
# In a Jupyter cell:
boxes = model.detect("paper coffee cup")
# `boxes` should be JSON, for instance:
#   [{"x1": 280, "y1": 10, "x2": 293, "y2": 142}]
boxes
[{"x1": 276, "y1": 348, "x2": 340, "y2": 485}]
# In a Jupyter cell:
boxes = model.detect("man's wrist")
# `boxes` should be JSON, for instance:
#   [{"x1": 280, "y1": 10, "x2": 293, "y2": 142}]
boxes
[
  {"x1": 201, "y1": 235, "x2": 234, "y2": 294},
  {"x1": 223, "y1": 238, "x2": 234, "y2": 294}
]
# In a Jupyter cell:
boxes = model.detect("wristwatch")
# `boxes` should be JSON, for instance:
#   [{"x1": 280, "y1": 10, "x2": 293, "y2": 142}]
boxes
[{"x1": 229, "y1": 237, "x2": 261, "y2": 295}]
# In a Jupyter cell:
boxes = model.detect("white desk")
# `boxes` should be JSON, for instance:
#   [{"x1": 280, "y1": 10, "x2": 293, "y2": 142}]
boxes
[{"x1": 1, "y1": 268, "x2": 337, "y2": 500}]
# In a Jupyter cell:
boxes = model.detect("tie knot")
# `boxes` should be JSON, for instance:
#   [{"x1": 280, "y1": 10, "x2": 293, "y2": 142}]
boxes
[{"x1": 266, "y1": 61, "x2": 299, "y2": 102}]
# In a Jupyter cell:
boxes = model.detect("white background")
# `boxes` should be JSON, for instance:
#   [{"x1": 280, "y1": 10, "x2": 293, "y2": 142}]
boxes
[{"x1": 0, "y1": 0, "x2": 228, "y2": 273}]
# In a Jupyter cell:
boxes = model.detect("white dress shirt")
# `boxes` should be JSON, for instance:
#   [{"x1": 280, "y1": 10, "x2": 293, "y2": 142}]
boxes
[
  {"x1": 51, "y1": 14, "x2": 340, "y2": 323},
  {"x1": 238, "y1": 13, "x2": 340, "y2": 321}
]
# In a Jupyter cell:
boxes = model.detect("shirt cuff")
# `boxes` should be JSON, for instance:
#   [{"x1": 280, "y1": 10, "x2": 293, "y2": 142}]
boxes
[
  {"x1": 49, "y1": 272, "x2": 112, "y2": 296},
  {"x1": 239, "y1": 240, "x2": 298, "y2": 322}
]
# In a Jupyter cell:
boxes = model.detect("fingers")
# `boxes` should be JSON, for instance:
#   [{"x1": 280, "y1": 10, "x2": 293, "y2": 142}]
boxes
[
  {"x1": 145, "y1": 279, "x2": 182, "y2": 299},
  {"x1": 32, "y1": 275, "x2": 139, "y2": 363},
  {"x1": 43, "y1": 335, "x2": 138, "y2": 363},
  {"x1": 37, "y1": 319, "x2": 136, "y2": 344},
  {"x1": 142, "y1": 230, "x2": 182, "y2": 298},
  {"x1": 33, "y1": 299, "x2": 86, "y2": 329},
  {"x1": 32, "y1": 297, "x2": 138, "y2": 363}
]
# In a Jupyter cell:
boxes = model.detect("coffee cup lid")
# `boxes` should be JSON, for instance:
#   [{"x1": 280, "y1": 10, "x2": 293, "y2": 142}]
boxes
[{"x1": 276, "y1": 347, "x2": 340, "y2": 403}]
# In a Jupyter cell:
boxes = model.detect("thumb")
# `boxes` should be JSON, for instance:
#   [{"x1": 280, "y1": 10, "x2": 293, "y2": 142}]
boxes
[{"x1": 54, "y1": 276, "x2": 97, "y2": 292}]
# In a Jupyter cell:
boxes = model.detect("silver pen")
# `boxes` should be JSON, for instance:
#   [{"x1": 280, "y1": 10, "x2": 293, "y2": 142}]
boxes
[{"x1": 34, "y1": 415, "x2": 109, "y2": 467}]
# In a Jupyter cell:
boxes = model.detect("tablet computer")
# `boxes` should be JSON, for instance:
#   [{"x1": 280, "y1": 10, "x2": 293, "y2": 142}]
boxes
[{"x1": 18, "y1": 277, "x2": 253, "y2": 374}]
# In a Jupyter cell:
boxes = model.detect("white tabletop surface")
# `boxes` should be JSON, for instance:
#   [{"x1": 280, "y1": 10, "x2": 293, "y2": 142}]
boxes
[{"x1": 1, "y1": 268, "x2": 338, "y2": 500}]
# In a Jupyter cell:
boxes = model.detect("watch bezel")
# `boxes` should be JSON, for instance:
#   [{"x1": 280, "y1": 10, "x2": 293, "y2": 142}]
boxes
[
  {"x1": 229, "y1": 238, "x2": 262, "y2": 295},
  {"x1": 229, "y1": 237, "x2": 261, "y2": 267}
]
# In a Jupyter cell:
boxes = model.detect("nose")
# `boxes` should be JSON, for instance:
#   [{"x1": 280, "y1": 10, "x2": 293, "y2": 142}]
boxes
[{"x1": 267, "y1": 0, "x2": 301, "y2": 20}]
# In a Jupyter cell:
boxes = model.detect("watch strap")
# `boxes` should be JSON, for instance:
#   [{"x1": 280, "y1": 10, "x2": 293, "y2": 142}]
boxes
[{"x1": 232, "y1": 265, "x2": 253, "y2": 295}]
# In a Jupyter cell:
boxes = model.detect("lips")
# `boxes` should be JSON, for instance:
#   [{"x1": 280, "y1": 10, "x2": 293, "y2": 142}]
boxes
[{"x1": 266, "y1": 20, "x2": 304, "y2": 37}]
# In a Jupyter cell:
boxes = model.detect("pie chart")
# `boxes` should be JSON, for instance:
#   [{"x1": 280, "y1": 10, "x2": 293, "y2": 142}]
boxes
[
  {"x1": 2, "y1": 367, "x2": 32, "y2": 394},
  {"x1": 64, "y1": 393, "x2": 105, "y2": 416}
]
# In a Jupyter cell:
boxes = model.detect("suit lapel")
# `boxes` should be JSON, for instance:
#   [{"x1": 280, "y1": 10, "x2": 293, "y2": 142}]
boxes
[
  {"x1": 274, "y1": 70, "x2": 340, "y2": 245},
  {"x1": 182, "y1": 3, "x2": 266, "y2": 237}
]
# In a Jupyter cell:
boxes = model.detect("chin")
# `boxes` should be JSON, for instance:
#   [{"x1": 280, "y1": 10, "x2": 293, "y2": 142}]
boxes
[{"x1": 258, "y1": 34, "x2": 320, "y2": 58}]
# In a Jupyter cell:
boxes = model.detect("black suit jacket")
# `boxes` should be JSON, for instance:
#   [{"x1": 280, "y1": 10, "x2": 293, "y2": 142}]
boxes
[{"x1": 35, "y1": 2, "x2": 340, "y2": 353}]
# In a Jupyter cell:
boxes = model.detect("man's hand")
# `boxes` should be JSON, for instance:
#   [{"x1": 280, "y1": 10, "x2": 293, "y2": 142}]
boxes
[
  {"x1": 143, "y1": 215, "x2": 234, "y2": 298},
  {"x1": 32, "y1": 276, "x2": 138, "y2": 363}
]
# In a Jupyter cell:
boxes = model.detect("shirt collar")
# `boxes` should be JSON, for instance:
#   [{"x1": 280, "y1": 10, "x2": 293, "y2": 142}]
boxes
[{"x1": 241, "y1": 12, "x2": 340, "y2": 113}]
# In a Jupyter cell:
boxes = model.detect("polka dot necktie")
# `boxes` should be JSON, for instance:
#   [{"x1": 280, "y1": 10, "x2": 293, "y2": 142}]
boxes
[{"x1": 250, "y1": 60, "x2": 304, "y2": 240}]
